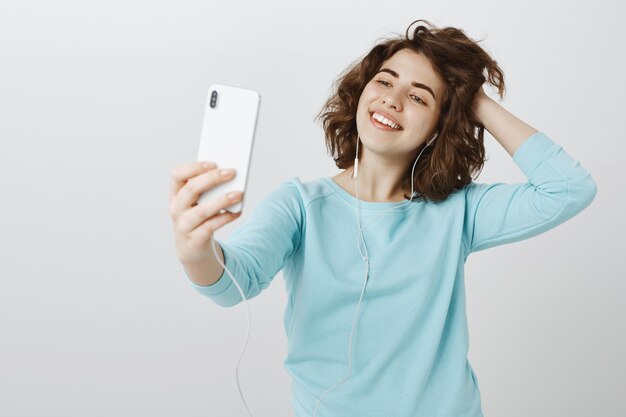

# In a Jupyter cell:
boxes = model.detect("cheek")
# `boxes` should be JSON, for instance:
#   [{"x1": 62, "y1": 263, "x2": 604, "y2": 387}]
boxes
[
  {"x1": 357, "y1": 90, "x2": 368, "y2": 105},
  {"x1": 361, "y1": 83, "x2": 378, "y2": 99},
  {"x1": 356, "y1": 94, "x2": 371, "y2": 115},
  {"x1": 358, "y1": 86, "x2": 379, "y2": 110}
]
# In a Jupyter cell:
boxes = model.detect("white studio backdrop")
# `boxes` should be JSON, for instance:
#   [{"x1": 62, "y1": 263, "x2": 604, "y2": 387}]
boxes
[{"x1": 1, "y1": 1, "x2": 624, "y2": 416}]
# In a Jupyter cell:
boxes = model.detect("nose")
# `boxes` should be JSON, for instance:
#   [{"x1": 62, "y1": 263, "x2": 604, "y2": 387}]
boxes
[{"x1": 382, "y1": 94, "x2": 401, "y2": 111}]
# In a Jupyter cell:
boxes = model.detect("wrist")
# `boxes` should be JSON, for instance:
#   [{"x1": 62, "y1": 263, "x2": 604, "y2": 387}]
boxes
[{"x1": 474, "y1": 96, "x2": 497, "y2": 127}]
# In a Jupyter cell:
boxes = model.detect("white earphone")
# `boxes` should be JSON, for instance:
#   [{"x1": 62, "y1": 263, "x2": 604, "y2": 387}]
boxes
[
  {"x1": 313, "y1": 132, "x2": 437, "y2": 416},
  {"x1": 427, "y1": 132, "x2": 438, "y2": 146},
  {"x1": 352, "y1": 132, "x2": 437, "y2": 180},
  {"x1": 211, "y1": 131, "x2": 439, "y2": 417}
]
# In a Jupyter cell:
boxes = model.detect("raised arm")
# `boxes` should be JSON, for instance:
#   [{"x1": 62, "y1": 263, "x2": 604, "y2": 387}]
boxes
[
  {"x1": 462, "y1": 88, "x2": 597, "y2": 255},
  {"x1": 186, "y1": 180, "x2": 305, "y2": 307},
  {"x1": 472, "y1": 85, "x2": 538, "y2": 157}
]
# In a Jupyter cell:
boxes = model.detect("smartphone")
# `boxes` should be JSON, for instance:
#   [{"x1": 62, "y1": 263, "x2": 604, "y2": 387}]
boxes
[{"x1": 196, "y1": 84, "x2": 261, "y2": 214}]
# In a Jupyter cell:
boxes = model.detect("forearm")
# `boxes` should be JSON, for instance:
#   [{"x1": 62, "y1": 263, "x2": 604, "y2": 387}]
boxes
[
  {"x1": 474, "y1": 96, "x2": 539, "y2": 157},
  {"x1": 182, "y1": 241, "x2": 225, "y2": 286}
]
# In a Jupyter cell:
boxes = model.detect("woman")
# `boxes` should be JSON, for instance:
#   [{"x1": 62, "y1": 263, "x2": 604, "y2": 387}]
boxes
[{"x1": 169, "y1": 19, "x2": 597, "y2": 417}]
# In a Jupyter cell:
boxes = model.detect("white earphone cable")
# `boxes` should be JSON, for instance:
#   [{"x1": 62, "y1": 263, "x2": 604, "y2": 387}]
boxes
[
  {"x1": 210, "y1": 235, "x2": 255, "y2": 417},
  {"x1": 313, "y1": 133, "x2": 436, "y2": 417},
  {"x1": 212, "y1": 131, "x2": 436, "y2": 417}
]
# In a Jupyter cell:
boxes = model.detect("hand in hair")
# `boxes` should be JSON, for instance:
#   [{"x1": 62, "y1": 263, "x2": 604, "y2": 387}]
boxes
[{"x1": 471, "y1": 85, "x2": 490, "y2": 125}]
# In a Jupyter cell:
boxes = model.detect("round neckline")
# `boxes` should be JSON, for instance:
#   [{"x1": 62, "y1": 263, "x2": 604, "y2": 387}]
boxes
[{"x1": 322, "y1": 177, "x2": 419, "y2": 212}]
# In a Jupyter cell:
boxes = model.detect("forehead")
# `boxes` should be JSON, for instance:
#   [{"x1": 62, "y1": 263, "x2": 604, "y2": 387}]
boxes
[{"x1": 379, "y1": 49, "x2": 443, "y2": 97}]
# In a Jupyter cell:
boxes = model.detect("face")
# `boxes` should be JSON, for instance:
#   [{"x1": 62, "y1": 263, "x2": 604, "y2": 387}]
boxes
[{"x1": 356, "y1": 48, "x2": 444, "y2": 160}]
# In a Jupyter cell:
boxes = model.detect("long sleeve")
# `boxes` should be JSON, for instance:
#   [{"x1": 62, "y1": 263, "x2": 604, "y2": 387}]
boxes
[
  {"x1": 462, "y1": 131, "x2": 597, "y2": 256},
  {"x1": 185, "y1": 179, "x2": 305, "y2": 307}
]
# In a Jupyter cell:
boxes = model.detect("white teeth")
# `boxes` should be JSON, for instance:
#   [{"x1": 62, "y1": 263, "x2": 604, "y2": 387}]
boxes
[{"x1": 372, "y1": 112, "x2": 400, "y2": 129}]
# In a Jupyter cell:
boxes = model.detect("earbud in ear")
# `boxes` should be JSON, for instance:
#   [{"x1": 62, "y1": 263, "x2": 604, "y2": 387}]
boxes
[
  {"x1": 353, "y1": 135, "x2": 361, "y2": 179},
  {"x1": 427, "y1": 133, "x2": 438, "y2": 146}
]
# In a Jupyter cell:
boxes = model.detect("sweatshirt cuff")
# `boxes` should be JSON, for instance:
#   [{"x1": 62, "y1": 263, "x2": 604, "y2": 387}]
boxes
[{"x1": 185, "y1": 239, "x2": 236, "y2": 297}]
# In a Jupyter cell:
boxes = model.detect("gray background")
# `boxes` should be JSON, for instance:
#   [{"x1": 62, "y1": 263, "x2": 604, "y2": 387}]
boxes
[{"x1": 1, "y1": 0, "x2": 624, "y2": 416}]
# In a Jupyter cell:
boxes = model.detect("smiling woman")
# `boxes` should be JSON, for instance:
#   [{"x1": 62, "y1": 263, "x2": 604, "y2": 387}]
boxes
[
  {"x1": 179, "y1": 18, "x2": 597, "y2": 417},
  {"x1": 316, "y1": 19, "x2": 505, "y2": 202}
]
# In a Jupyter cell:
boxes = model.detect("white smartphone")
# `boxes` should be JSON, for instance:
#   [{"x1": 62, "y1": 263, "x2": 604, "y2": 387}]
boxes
[{"x1": 196, "y1": 84, "x2": 261, "y2": 214}]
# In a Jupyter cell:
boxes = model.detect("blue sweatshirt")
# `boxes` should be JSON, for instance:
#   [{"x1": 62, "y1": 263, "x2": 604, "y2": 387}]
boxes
[{"x1": 187, "y1": 131, "x2": 597, "y2": 417}]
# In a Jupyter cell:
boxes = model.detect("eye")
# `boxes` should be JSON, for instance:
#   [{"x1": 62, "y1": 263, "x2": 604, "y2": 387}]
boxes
[
  {"x1": 411, "y1": 95, "x2": 426, "y2": 105},
  {"x1": 377, "y1": 80, "x2": 426, "y2": 105}
]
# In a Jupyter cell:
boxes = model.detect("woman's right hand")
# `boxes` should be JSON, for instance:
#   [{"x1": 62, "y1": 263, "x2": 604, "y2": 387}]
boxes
[{"x1": 169, "y1": 161, "x2": 244, "y2": 264}]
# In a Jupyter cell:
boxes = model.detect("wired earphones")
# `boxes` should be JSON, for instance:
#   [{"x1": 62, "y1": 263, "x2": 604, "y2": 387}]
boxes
[{"x1": 312, "y1": 131, "x2": 438, "y2": 417}]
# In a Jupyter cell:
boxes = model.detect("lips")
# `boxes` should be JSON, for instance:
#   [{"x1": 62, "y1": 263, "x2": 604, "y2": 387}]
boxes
[{"x1": 369, "y1": 109, "x2": 403, "y2": 130}]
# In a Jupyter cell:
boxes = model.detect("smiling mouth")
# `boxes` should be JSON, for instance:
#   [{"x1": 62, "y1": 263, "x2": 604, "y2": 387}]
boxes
[{"x1": 369, "y1": 111, "x2": 403, "y2": 131}]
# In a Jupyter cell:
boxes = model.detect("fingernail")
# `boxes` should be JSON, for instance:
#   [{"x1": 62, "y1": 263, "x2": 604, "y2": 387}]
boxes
[
  {"x1": 220, "y1": 169, "x2": 234, "y2": 177},
  {"x1": 228, "y1": 191, "x2": 242, "y2": 200}
]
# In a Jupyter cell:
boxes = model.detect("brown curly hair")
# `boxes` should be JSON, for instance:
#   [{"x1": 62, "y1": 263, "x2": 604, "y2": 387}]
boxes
[{"x1": 315, "y1": 19, "x2": 506, "y2": 202}]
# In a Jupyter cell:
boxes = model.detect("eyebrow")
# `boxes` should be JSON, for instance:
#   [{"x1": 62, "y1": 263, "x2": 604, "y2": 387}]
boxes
[{"x1": 376, "y1": 68, "x2": 437, "y2": 101}]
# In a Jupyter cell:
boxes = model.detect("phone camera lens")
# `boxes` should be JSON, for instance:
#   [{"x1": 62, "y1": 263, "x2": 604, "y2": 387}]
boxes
[{"x1": 210, "y1": 90, "x2": 218, "y2": 108}]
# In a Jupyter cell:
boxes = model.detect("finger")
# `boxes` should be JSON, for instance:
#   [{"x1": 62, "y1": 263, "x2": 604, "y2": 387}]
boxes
[
  {"x1": 175, "y1": 167, "x2": 236, "y2": 213},
  {"x1": 189, "y1": 210, "x2": 242, "y2": 243},
  {"x1": 170, "y1": 161, "x2": 217, "y2": 200},
  {"x1": 179, "y1": 190, "x2": 243, "y2": 234}
]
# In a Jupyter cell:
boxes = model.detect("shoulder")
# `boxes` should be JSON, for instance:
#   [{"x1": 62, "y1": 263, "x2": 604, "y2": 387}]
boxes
[{"x1": 272, "y1": 176, "x2": 335, "y2": 209}]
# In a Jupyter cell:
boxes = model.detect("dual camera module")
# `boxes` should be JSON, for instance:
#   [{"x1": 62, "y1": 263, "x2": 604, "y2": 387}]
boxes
[{"x1": 210, "y1": 90, "x2": 218, "y2": 108}]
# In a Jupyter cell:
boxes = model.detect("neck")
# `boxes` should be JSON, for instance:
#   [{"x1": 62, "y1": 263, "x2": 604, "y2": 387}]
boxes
[{"x1": 345, "y1": 162, "x2": 409, "y2": 203}]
